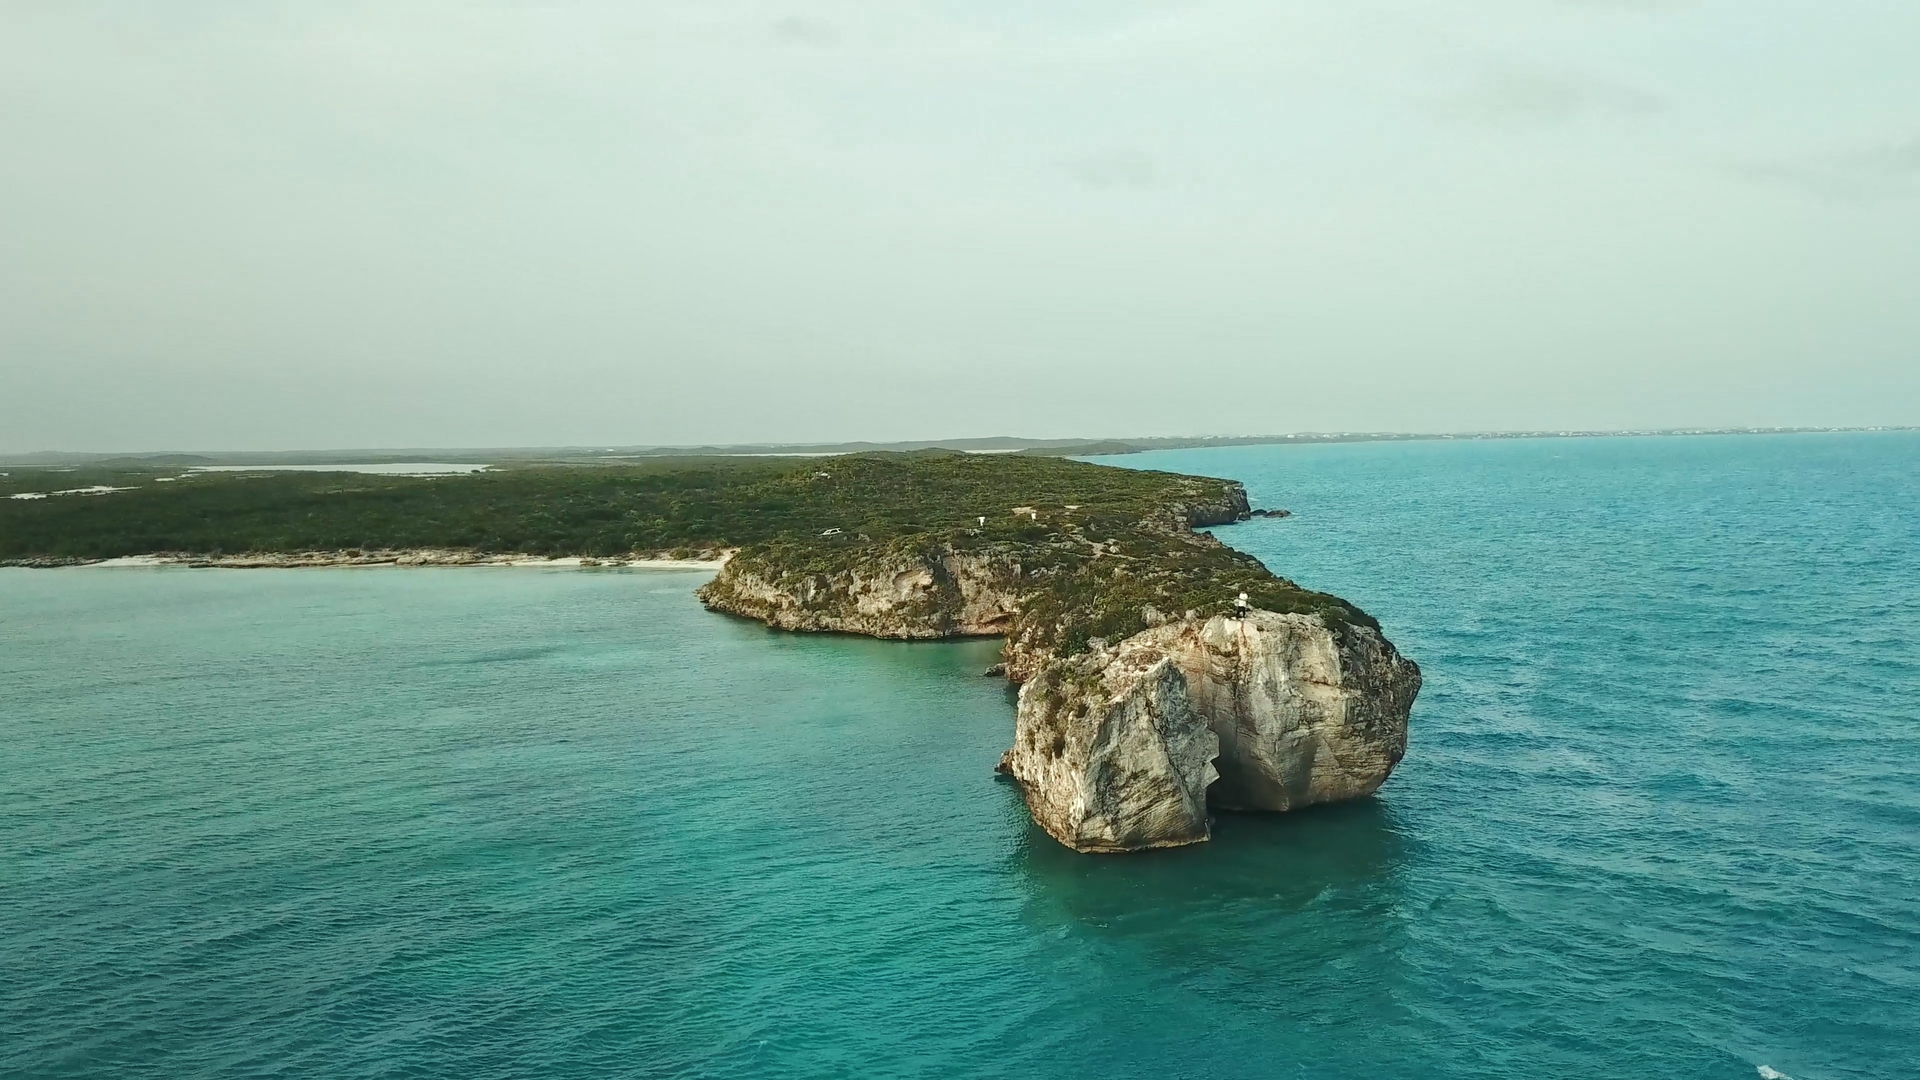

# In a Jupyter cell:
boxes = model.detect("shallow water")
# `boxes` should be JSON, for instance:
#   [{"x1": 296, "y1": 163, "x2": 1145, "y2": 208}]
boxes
[{"x1": 4, "y1": 432, "x2": 1917, "y2": 1079}]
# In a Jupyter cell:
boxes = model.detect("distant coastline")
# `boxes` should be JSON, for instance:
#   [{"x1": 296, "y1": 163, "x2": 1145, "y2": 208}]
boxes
[{"x1": 3, "y1": 425, "x2": 1911, "y2": 469}]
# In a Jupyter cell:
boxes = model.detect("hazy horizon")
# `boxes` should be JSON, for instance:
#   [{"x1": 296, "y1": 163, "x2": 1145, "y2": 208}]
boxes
[
  {"x1": 5, "y1": 1, "x2": 1917, "y2": 453},
  {"x1": 10, "y1": 425, "x2": 1916, "y2": 464}
]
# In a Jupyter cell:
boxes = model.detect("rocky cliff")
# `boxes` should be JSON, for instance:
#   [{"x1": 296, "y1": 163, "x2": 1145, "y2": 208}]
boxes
[
  {"x1": 697, "y1": 473, "x2": 1420, "y2": 854},
  {"x1": 697, "y1": 543, "x2": 1024, "y2": 639},
  {"x1": 998, "y1": 647, "x2": 1218, "y2": 852},
  {"x1": 996, "y1": 612, "x2": 1419, "y2": 850}
]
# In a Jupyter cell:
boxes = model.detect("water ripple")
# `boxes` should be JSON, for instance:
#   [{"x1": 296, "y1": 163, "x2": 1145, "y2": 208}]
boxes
[{"x1": 3, "y1": 433, "x2": 1917, "y2": 1079}]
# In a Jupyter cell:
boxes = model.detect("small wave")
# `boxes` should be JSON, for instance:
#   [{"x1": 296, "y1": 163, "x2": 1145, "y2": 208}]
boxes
[{"x1": 1757, "y1": 1067, "x2": 1792, "y2": 1080}]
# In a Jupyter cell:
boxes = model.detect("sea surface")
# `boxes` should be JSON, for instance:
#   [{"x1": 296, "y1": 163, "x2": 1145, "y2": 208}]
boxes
[{"x1": 3, "y1": 432, "x2": 1917, "y2": 1080}]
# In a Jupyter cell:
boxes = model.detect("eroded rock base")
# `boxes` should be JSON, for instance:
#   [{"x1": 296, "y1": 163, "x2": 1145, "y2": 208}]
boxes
[
  {"x1": 998, "y1": 647, "x2": 1218, "y2": 852},
  {"x1": 1001, "y1": 611, "x2": 1421, "y2": 853}
]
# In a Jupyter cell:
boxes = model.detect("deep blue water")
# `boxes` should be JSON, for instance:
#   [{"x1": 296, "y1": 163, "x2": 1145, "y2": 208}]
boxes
[{"x1": 4, "y1": 432, "x2": 1917, "y2": 1080}]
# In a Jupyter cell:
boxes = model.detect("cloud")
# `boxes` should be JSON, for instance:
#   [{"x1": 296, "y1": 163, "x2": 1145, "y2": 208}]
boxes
[
  {"x1": 771, "y1": 15, "x2": 838, "y2": 47},
  {"x1": 5, "y1": 0, "x2": 1920, "y2": 449},
  {"x1": 1862, "y1": 137, "x2": 1920, "y2": 175},
  {"x1": 1735, "y1": 136, "x2": 1920, "y2": 202},
  {"x1": 1064, "y1": 148, "x2": 1159, "y2": 191},
  {"x1": 1451, "y1": 67, "x2": 1664, "y2": 127}
]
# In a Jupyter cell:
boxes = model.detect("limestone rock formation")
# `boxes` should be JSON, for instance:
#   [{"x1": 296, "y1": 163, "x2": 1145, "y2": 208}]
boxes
[
  {"x1": 997, "y1": 610, "x2": 1419, "y2": 852},
  {"x1": 697, "y1": 545, "x2": 1022, "y2": 639},
  {"x1": 996, "y1": 646, "x2": 1218, "y2": 852},
  {"x1": 695, "y1": 470, "x2": 1422, "y2": 855},
  {"x1": 1130, "y1": 612, "x2": 1419, "y2": 812}
]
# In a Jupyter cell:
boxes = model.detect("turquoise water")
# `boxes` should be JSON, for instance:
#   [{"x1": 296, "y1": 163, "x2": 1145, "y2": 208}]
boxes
[{"x1": 4, "y1": 433, "x2": 1917, "y2": 1079}]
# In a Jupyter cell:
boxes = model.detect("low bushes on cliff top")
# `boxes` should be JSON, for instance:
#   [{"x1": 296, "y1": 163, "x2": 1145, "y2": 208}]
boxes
[
  {"x1": 5, "y1": 451, "x2": 1380, "y2": 654},
  {"x1": 0, "y1": 453, "x2": 1239, "y2": 561},
  {"x1": 718, "y1": 514, "x2": 1378, "y2": 661}
]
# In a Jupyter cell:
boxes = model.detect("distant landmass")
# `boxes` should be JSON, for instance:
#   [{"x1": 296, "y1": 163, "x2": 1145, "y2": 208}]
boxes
[{"x1": 3, "y1": 425, "x2": 1908, "y2": 468}]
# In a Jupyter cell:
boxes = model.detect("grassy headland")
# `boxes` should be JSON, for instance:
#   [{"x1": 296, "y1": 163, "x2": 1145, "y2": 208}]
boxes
[{"x1": 1, "y1": 453, "x2": 1372, "y2": 657}]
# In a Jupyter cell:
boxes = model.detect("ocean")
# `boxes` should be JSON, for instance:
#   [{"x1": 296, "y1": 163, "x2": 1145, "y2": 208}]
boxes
[{"x1": 3, "y1": 432, "x2": 1916, "y2": 1079}]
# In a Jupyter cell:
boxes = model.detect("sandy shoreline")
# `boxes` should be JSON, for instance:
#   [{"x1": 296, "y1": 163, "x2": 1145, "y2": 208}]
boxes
[{"x1": 8, "y1": 550, "x2": 732, "y2": 570}]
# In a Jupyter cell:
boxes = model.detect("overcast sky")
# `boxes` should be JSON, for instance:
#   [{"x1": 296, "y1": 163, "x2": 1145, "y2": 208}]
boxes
[{"x1": 3, "y1": 1, "x2": 1917, "y2": 452}]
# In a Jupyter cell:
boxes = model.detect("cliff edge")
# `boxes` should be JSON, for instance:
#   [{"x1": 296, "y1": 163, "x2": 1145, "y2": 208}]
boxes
[
  {"x1": 698, "y1": 469, "x2": 1421, "y2": 854},
  {"x1": 2, "y1": 448, "x2": 1417, "y2": 850}
]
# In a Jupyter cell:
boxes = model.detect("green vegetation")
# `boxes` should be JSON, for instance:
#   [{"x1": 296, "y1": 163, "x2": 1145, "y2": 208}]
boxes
[
  {"x1": 1007, "y1": 534, "x2": 1377, "y2": 654},
  {"x1": 0, "y1": 454, "x2": 1229, "y2": 560},
  {"x1": 0, "y1": 452, "x2": 1374, "y2": 654}
]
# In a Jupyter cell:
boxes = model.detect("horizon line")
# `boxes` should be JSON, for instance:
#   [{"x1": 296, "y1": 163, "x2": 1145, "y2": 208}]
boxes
[{"x1": 3, "y1": 424, "x2": 1915, "y2": 465}]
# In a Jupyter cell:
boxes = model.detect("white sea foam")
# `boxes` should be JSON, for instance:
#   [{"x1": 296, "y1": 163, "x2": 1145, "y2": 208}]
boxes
[{"x1": 1758, "y1": 1065, "x2": 1792, "y2": 1079}]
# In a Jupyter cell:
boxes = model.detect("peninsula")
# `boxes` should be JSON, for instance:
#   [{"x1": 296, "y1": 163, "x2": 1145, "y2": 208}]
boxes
[{"x1": 1, "y1": 453, "x2": 1421, "y2": 852}]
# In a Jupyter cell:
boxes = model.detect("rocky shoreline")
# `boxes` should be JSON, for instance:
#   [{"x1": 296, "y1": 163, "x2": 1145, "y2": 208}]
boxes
[
  {"x1": 4, "y1": 452, "x2": 1419, "y2": 855},
  {"x1": 698, "y1": 480, "x2": 1421, "y2": 854}
]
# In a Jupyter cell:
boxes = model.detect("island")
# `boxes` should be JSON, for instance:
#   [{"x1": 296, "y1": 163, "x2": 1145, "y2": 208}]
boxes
[{"x1": 1, "y1": 452, "x2": 1420, "y2": 853}]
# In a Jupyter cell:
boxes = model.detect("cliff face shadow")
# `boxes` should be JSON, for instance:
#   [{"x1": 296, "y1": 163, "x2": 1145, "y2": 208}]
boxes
[{"x1": 1010, "y1": 796, "x2": 1411, "y2": 956}]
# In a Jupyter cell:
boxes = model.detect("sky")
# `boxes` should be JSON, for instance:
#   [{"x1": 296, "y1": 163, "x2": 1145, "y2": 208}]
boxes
[{"x1": 2, "y1": 0, "x2": 1917, "y2": 452}]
